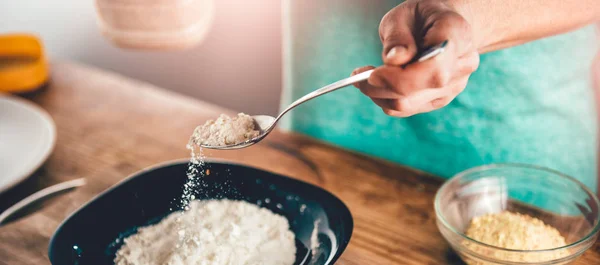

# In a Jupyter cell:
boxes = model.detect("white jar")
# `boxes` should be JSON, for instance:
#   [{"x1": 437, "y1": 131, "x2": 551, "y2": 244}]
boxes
[{"x1": 95, "y1": 0, "x2": 215, "y2": 50}]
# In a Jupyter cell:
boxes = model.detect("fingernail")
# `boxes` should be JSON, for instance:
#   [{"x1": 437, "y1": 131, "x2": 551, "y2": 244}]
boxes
[{"x1": 386, "y1": 46, "x2": 406, "y2": 59}]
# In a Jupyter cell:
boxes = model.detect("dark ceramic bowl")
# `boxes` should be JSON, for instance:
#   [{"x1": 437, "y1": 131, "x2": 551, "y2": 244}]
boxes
[{"x1": 48, "y1": 159, "x2": 353, "y2": 265}]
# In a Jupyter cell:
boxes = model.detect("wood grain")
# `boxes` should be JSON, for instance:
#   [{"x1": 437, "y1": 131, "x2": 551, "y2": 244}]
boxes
[{"x1": 0, "y1": 61, "x2": 598, "y2": 265}]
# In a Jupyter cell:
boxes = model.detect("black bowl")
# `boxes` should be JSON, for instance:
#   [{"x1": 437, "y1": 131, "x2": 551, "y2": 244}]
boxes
[{"x1": 48, "y1": 159, "x2": 353, "y2": 265}]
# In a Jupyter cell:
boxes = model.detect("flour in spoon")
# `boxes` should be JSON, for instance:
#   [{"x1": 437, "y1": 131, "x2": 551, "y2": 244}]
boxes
[
  {"x1": 190, "y1": 113, "x2": 260, "y2": 147},
  {"x1": 114, "y1": 199, "x2": 296, "y2": 265}
]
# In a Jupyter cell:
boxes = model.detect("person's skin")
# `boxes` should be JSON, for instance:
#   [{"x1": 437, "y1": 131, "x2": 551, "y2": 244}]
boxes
[{"x1": 353, "y1": 0, "x2": 600, "y2": 118}]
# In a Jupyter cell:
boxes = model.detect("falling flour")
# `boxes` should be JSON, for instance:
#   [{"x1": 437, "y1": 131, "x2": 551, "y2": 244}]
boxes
[
  {"x1": 113, "y1": 117, "x2": 297, "y2": 265},
  {"x1": 114, "y1": 199, "x2": 296, "y2": 265},
  {"x1": 189, "y1": 113, "x2": 260, "y2": 147},
  {"x1": 113, "y1": 129, "x2": 296, "y2": 265}
]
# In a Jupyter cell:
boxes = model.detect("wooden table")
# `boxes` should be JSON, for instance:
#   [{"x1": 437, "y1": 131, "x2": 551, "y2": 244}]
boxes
[{"x1": 0, "y1": 62, "x2": 598, "y2": 265}]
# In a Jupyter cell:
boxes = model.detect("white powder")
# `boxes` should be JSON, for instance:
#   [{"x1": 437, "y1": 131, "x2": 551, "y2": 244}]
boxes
[
  {"x1": 179, "y1": 143, "x2": 205, "y2": 212},
  {"x1": 190, "y1": 113, "x2": 260, "y2": 147},
  {"x1": 310, "y1": 220, "x2": 320, "y2": 256},
  {"x1": 113, "y1": 120, "x2": 294, "y2": 265},
  {"x1": 114, "y1": 199, "x2": 296, "y2": 265}
]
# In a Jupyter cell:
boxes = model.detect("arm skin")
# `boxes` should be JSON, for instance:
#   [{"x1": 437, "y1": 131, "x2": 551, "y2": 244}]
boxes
[
  {"x1": 453, "y1": 0, "x2": 600, "y2": 53},
  {"x1": 455, "y1": 2, "x2": 600, "y2": 196},
  {"x1": 354, "y1": 1, "x2": 600, "y2": 194},
  {"x1": 353, "y1": 0, "x2": 600, "y2": 117}
]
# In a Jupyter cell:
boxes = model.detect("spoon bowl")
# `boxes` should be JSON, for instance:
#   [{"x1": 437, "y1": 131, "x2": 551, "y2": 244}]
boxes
[
  {"x1": 201, "y1": 40, "x2": 449, "y2": 150},
  {"x1": 198, "y1": 115, "x2": 276, "y2": 150}
]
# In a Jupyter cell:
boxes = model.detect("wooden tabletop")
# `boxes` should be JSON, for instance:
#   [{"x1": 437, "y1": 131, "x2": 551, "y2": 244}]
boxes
[{"x1": 0, "y1": 62, "x2": 598, "y2": 265}]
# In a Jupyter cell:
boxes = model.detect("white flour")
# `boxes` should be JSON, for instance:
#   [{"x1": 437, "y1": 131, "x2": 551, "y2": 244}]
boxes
[
  {"x1": 114, "y1": 199, "x2": 296, "y2": 265},
  {"x1": 310, "y1": 220, "x2": 320, "y2": 256},
  {"x1": 190, "y1": 113, "x2": 260, "y2": 146}
]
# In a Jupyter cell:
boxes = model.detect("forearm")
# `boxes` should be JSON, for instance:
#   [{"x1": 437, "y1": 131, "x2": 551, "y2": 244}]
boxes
[{"x1": 450, "y1": 0, "x2": 600, "y2": 53}]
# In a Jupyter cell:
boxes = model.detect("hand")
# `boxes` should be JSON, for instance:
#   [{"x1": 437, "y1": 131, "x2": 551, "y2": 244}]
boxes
[{"x1": 353, "y1": 0, "x2": 480, "y2": 117}]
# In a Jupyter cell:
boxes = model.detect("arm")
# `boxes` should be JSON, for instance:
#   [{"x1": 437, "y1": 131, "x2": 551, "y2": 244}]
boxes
[
  {"x1": 353, "y1": 0, "x2": 600, "y2": 117},
  {"x1": 455, "y1": 0, "x2": 600, "y2": 53}
]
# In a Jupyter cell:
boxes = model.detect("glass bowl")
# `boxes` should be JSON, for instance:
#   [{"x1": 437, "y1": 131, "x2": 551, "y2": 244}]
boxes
[
  {"x1": 434, "y1": 164, "x2": 600, "y2": 264},
  {"x1": 95, "y1": 0, "x2": 215, "y2": 50}
]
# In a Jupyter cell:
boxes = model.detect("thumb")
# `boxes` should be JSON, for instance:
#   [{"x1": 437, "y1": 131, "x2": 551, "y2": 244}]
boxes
[{"x1": 379, "y1": 12, "x2": 418, "y2": 66}]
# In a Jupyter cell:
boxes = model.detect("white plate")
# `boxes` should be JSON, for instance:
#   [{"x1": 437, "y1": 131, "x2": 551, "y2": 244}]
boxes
[{"x1": 0, "y1": 94, "x2": 56, "y2": 194}]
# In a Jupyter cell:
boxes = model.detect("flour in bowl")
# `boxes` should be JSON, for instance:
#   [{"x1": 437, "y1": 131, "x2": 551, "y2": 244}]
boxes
[
  {"x1": 189, "y1": 113, "x2": 260, "y2": 147},
  {"x1": 114, "y1": 199, "x2": 296, "y2": 265}
]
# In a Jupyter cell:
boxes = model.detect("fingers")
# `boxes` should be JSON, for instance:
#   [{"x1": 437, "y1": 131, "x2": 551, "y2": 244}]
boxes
[
  {"x1": 371, "y1": 99, "x2": 407, "y2": 117},
  {"x1": 351, "y1": 66, "x2": 375, "y2": 76},
  {"x1": 421, "y1": 11, "x2": 475, "y2": 57},
  {"x1": 379, "y1": 8, "x2": 418, "y2": 66},
  {"x1": 359, "y1": 86, "x2": 402, "y2": 99},
  {"x1": 354, "y1": 1, "x2": 480, "y2": 118},
  {"x1": 364, "y1": 51, "x2": 477, "y2": 117},
  {"x1": 370, "y1": 88, "x2": 441, "y2": 117},
  {"x1": 412, "y1": 76, "x2": 469, "y2": 114},
  {"x1": 353, "y1": 66, "x2": 400, "y2": 98},
  {"x1": 351, "y1": 66, "x2": 372, "y2": 90},
  {"x1": 369, "y1": 61, "x2": 450, "y2": 99},
  {"x1": 354, "y1": 66, "x2": 407, "y2": 99},
  {"x1": 354, "y1": 51, "x2": 478, "y2": 101},
  {"x1": 380, "y1": 3, "x2": 474, "y2": 68},
  {"x1": 458, "y1": 51, "x2": 480, "y2": 75},
  {"x1": 368, "y1": 49, "x2": 478, "y2": 96},
  {"x1": 371, "y1": 76, "x2": 469, "y2": 117}
]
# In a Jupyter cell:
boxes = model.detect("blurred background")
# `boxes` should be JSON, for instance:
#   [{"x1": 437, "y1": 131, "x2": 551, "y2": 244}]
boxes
[{"x1": 0, "y1": 0, "x2": 282, "y2": 115}]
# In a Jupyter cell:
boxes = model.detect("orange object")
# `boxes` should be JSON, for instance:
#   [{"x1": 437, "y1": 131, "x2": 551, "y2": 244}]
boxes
[{"x1": 0, "y1": 34, "x2": 49, "y2": 93}]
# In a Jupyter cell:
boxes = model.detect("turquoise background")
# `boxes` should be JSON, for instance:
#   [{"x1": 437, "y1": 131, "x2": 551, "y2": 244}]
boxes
[{"x1": 281, "y1": 0, "x2": 599, "y2": 193}]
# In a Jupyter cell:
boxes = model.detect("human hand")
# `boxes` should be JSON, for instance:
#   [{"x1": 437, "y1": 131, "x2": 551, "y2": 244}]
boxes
[{"x1": 353, "y1": 0, "x2": 480, "y2": 117}]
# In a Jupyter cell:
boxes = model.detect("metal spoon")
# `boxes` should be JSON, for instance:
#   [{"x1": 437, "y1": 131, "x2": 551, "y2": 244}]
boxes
[
  {"x1": 203, "y1": 40, "x2": 448, "y2": 150},
  {"x1": 0, "y1": 178, "x2": 86, "y2": 225}
]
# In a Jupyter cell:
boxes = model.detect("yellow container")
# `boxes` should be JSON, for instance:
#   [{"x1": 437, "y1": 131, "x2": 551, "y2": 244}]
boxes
[{"x1": 0, "y1": 34, "x2": 49, "y2": 93}]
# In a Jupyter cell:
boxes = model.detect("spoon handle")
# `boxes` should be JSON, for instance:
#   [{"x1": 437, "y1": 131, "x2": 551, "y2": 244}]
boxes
[
  {"x1": 279, "y1": 69, "x2": 374, "y2": 118},
  {"x1": 277, "y1": 40, "x2": 448, "y2": 121},
  {"x1": 0, "y1": 178, "x2": 86, "y2": 225}
]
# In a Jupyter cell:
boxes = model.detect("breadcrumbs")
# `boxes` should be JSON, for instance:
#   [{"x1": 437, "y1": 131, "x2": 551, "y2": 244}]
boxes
[{"x1": 462, "y1": 211, "x2": 570, "y2": 264}]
